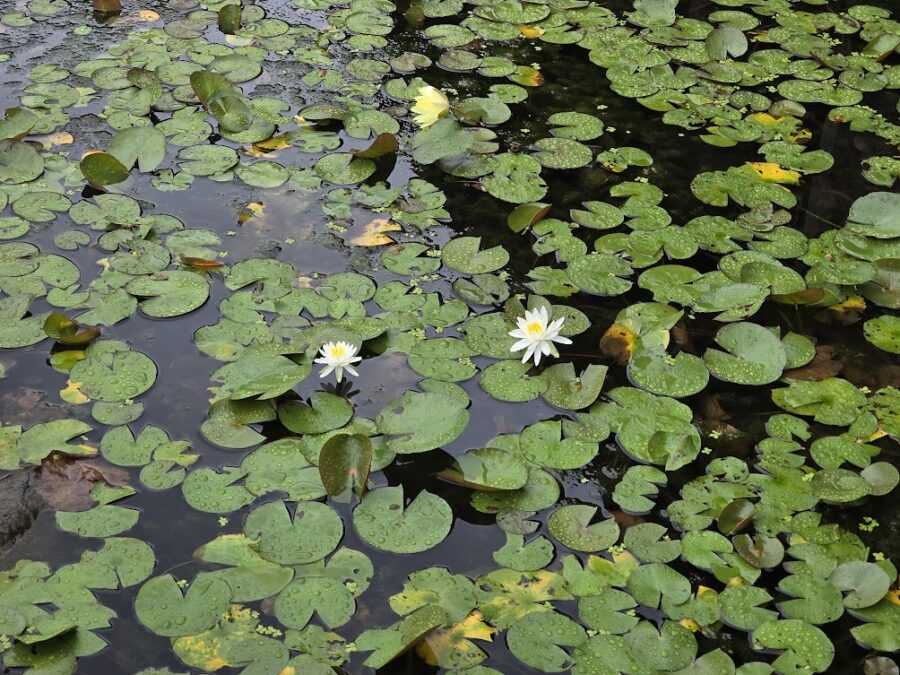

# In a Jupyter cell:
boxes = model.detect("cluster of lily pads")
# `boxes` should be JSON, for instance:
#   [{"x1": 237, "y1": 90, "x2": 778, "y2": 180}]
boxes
[{"x1": 0, "y1": 0, "x2": 898, "y2": 671}]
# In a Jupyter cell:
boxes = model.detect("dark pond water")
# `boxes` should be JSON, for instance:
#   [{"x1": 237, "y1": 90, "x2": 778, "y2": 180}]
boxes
[{"x1": 0, "y1": 0, "x2": 898, "y2": 672}]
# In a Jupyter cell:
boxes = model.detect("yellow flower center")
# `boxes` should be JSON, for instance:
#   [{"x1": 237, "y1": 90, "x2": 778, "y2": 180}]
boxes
[
  {"x1": 525, "y1": 321, "x2": 543, "y2": 336},
  {"x1": 330, "y1": 345, "x2": 346, "y2": 358}
]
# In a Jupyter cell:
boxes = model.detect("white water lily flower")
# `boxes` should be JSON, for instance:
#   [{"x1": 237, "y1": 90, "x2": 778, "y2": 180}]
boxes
[
  {"x1": 508, "y1": 306, "x2": 572, "y2": 366},
  {"x1": 411, "y1": 85, "x2": 450, "y2": 128},
  {"x1": 314, "y1": 341, "x2": 362, "y2": 382}
]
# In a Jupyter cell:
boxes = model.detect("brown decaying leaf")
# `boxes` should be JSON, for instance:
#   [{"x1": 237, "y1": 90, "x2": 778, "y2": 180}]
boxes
[
  {"x1": 92, "y1": 0, "x2": 122, "y2": 11},
  {"x1": 609, "y1": 510, "x2": 645, "y2": 529},
  {"x1": 36, "y1": 457, "x2": 130, "y2": 511},
  {"x1": 841, "y1": 363, "x2": 900, "y2": 390},
  {"x1": 699, "y1": 394, "x2": 731, "y2": 423},
  {"x1": 783, "y1": 345, "x2": 843, "y2": 381},
  {"x1": 816, "y1": 296, "x2": 866, "y2": 326},
  {"x1": 180, "y1": 256, "x2": 225, "y2": 269},
  {"x1": 670, "y1": 322, "x2": 697, "y2": 352}
]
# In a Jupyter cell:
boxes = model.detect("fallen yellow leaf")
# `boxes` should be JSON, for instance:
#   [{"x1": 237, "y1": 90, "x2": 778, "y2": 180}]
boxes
[
  {"x1": 31, "y1": 131, "x2": 74, "y2": 149},
  {"x1": 747, "y1": 161, "x2": 801, "y2": 184},
  {"x1": 599, "y1": 322, "x2": 638, "y2": 364},
  {"x1": 680, "y1": 618, "x2": 701, "y2": 632},
  {"x1": 416, "y1": 611, "x2": 497, "y2": 669},
  {"x1": 252, "y1": 134, "x2": 290, "y2": 152},
  {"x1": 518, "y1": 24, "x2": 544, "y2": 38},
  {"x1": 829, "y1": 295, "x2": 866, "y2": 314},
  {"x1": 238, "y1": 201, "x2": 265, "y2": 224},
  {"x1": 750, "y1": 112, "x2": 785, "y2": 126},
  {"x1": 60, "y1": 380, "x2": 90, "y2": 405},
  {"x1": 350, "y1": 218, "x2": 402, "y2": 246}
]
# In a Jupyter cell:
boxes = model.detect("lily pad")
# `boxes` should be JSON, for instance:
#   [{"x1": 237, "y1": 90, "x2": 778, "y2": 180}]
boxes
[
  {"x1": 438, "y1": 448, "x2": 528, "y2": 491},
  {"x1": 135, "y1": 574, "x2": 231, "y2": 637},
  {"x1": 548, "y1": 505, "x2": 619, "y2": 552},
  {"x1": 352, "y1": 486, "x2": 452, "y2": 553}
]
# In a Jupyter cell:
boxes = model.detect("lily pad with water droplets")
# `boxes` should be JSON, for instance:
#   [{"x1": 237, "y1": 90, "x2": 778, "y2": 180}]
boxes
[
  {"x1": 751, "y1": 620, "x2": 834, "y2": 674},
  {"x1": 318, "y1": 433, "x2": 373, "y2": 502},
  {"x1": 181, "y1": 466, "x2": 254, "y2": 513},
  {"x1": 390, "y1": 567, "x2": 476, "y2": 624},
  {"x1": 479, "y1": 360, "x2": 548, "y2": 402},
  {"x1": 507, "y1": 611, "x2": 587, "y2": 672},
  {"x1": 280, "y1": 392, "x2": 353, "y2": 434},
  {"x1": 539, "y1": 363, "x2": 607, "y2": 410},
  {"x1": 864, "y1": 315, "x2": 900, "y2": 354},
  {"x1": 69, "y1": 340, "x2": 157, "y2": 402},
  {"x1": 703, "y1": 322, "x2": 787, "y2": 385},
  {"x1": 518, "y1": 420, "x2": 599, "y2": 470},
  {"x1": 376, "y1": 379, "x2": 469, "y2": 454},
  {"x1": 548, "y1": 505, "x2": 619, "y2": 552},
  {"x1": 243, "y1": 499, "x2": 343, "y2": 565},
  {"x1": 532, "y1": 138, "x2": 593, "y2": 170},
  {"x1": 483, "y1": 153, "x2": 547, "y2": 204},
  {"x1": 628, "y1": 347, "x2": 709, "y2": 398},
  {"x1": 56, "y1": 504, "x2": 140, "y2": 538},
  {"x1": 357, "y1": 605, "x2": 450, "y2": 670},
  {"x1": 475, "y1": 568, "x2": 571, "y2": 630},
  {"x1": 352, "y1": 485, "x2": 452, "y2": 554},
  {"x1": 135, "y1": 573, "x2": 232, "y2": 638},
  {"x1": 442, "y1": 236, "x2": 509, "y2": 274},
  {"x1": 438, "y1": 448, "x2": 528, "y2": 491}
]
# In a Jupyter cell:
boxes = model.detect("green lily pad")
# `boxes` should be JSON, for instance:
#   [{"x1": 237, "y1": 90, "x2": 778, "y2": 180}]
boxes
[
  {"x1": 507, "y1": 611, "x2": 587, "y2": 672},
  {"x1": 442, "y1": 236, "x2": 509, "y2": 274},
  {"x1": 201, "y1": 399, "x2": 277, "y2": 449},
  {"x1": 518, "y1": 420, "x2": 599, "y2": 469},
  {"x1": 376, "y1": 379, "x2": 469, "y2": 454},
  {"x1": 751, "y1": 620, "x2": 834, "y2": 674},
  {"x1": 864, "y1": 315, "x2": 900, "y2": 354},
  {"x1": 352, "y1": 486, "x2": 452, "y2": 553},
  {"x1": 532, "y1": 138, "x2": 593, "y2": 170},
  {"x1": 318, "y1": 433, "x2": 373, "y2": 502},
  {"x1": 135, "y1": 574, "x2": 231, "y2": 637},
  {"x1": 480, "y1": 360, "x2": 548, "y2": 402},
  {"x1": 566, "y1": 253, "x2": 633, "y2": 296},
  {"x1": 540, "y1": 363, "x2": 607, "y2": 410},
  {"x1": 548, "y1": 505, "x2": 619, "y2": 552},
  {"x1": 182, "y1": 466, "x2": 254, "y2": 513},
  {"x1": 357, "y1": 606, "x2": 449, "y2": 669},
  {"x1": 578, "y1": 588, "x2": 638, "y2": 635},
  {"x1": 548, "y1": 112, "x2": 604, "y2": 141},
  {"x1": 628, "y1": 347, "x2": 709, "y2": 398},
  {"x1": 125, "y1": 271, "x2": 209, "y2": 318},
  {"x1": 493, "y1": 533, "x2": 554, "y2": 572},
  {"x1": 79, "y1": 152, "x2": 130, "y2": 187},
  {"x1": 623, "y1": 621, "x2": 697, "y2": 671},
  {"x1": 56, "y1": 503, "x2": 139, "y2": 538},
  {"x1": 703, "y1": 322, "x2": 787, "y2": 385},
  {"x1": 243, "y1": 499, "x2": 343, "y2": 565},
  {"x1": 280, "y1": 392, "x2": 353, "y2": 434},
  {"x1": 483, "y1": 153, "x2": 547, "y2": 204},
  {"x1": 438, "y1": 448, "x2": 528, "y2": 491},
  {"x1": 847, "y1": 192, "x2": 900, "y2": 239},
  {"x1": 829, "y1": 561, "x2": 891, "y2": 609},
  {"x1": 69, "y1": 341, "x2": 157, "y2": 402}
]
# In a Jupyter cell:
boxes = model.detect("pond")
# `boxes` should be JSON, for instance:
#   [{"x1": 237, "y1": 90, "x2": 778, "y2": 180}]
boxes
[{"x1": 0, "y1": 0, "x2": 898, "y2": 672}]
